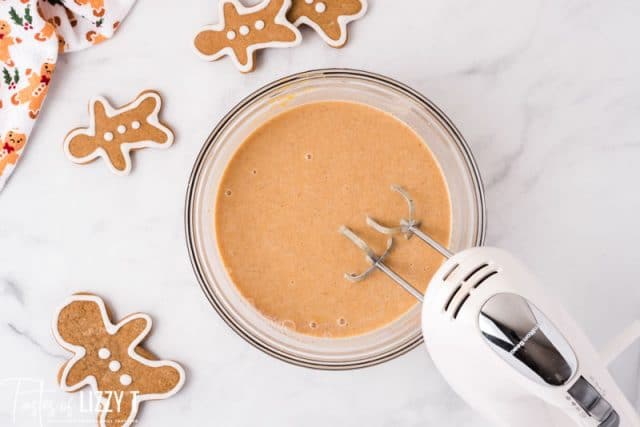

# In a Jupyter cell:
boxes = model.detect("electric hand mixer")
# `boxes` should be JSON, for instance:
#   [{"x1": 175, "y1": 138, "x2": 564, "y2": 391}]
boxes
[{"x1": 340, "y1": 185, "x2": 640, "y2": 427}]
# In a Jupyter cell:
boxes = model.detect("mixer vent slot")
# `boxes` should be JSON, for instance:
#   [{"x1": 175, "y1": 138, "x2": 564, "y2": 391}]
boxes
[
  {"x1": 453, "y1": 294, "x2": 470, "y2": 319},
  {"x1": 472, "y1": 270, "x2": 499, "y2": 289},
  {"x1": 443, "y1": 262, "x2": 488, "y2": 312},
  {"x1": 444, "y1": 284, "x2": 462, "y2": 311},
  {"x1": 442, "y1": 263, "x2": 459, "y2": 282},
  {"x1": 447, "y1": 264, "x2": 500, "y2": 319},
  {"x1": 464, "y1": 263, "x2": 489, "y2": 281}
]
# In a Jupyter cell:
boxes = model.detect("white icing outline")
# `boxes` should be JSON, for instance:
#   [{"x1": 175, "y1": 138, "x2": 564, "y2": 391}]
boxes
[
  {"x1": 52, "y1": 294, "x2": 186, "y2": 427},
  {"x1": 63, "y1": 92, "x2": 174, "y2": 176},
  {"x1": 292, "y1": 0, "x2": 367, "y2": 48},
  {"x1": 193, "y1": 0, "x2": 302, "y2": 73}
]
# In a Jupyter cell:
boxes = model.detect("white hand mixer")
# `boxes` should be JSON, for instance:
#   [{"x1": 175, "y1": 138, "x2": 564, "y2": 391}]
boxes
[{"x1": 340, "y1": 185, "x2": 640, "y2": 427}]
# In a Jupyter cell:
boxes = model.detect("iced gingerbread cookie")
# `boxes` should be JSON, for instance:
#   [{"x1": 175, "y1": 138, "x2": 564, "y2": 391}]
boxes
[
  {"x1": 63, "y1": 91, "x2": 174, "y2": 175},
  {"x1": 193, "y1": 0, "x2": 301, "y2": 73},
  {"x1": 287, "y1": 0, "x2": 367, "y2": 47},
  {"x1": 53, "y1": 293, "x2": 185, "y2": 427}
]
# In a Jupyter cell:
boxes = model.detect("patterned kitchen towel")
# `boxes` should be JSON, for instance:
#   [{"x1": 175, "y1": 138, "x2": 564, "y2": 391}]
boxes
[{"x1": 0, "y1": 0, "x2": 136, "y2": 191}]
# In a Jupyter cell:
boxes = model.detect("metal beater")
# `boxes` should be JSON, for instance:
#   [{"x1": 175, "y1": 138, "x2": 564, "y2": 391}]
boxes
[{"x1": 339, "y1": 184, "x2": 639, "y2": 427}]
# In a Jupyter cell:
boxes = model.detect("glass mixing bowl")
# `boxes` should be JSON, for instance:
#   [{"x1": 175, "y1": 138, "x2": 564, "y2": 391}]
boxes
[{"x1": 185, "y1": 69, "x2": 486, "y2": 369}]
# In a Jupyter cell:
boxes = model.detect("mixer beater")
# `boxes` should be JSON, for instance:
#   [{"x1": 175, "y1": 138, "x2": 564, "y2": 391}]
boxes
[{"x1": 339, "y1": 184, "x2": 640, "y2": 427}]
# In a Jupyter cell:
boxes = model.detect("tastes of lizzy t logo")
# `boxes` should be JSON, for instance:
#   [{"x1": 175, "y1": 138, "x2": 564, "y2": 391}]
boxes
[
  {"x1": 80, "y1": 390, "x2": 141, "y2": 417},
  {"x1": 0, "y1": 377, "x2": 140, "y2": 426}
]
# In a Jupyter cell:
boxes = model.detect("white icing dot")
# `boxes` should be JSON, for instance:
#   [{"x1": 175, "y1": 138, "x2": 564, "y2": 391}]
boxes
[
  {"x1": 315, "y1": 2, "x2": 326, "y2": 13},
  {"x1": 226, "y1": 30, "x2": 236, "y2": 40},
  {"x1": 103, "y1": 132, "x2": 114, "y2": 142},
  {"x1": 98, "y1": 348, "x2": 110, "y2": 359},
  {"x1": 119, "y1": 374, "x2": 132, "y2": 386},
  {"x1": 117, "y1": 125, "x2": 126, "y2": 134},
  {"x1": 304, "y1": 0, "x2": 313, "y2": 3},
  {"x1": 109, "y1": 361, "x2": 121, "y2": 372},
  {"x1": 254, "y1": 20, "x2": 265, "y2": 30},
  {"x1": 239, "y1": 25, "x2": 250, "y2": 36},
  {"x1": 131, "y1": 121, "x2": 141, "y2": 129}
]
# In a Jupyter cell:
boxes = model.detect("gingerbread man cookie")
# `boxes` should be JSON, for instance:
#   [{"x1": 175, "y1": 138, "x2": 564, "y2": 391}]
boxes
[
  {"x1": 63, "y1": 91, "x2": 174, "y2": 175},
  {"x1": 287, "y1": 0, "x2": 367, "y2": 48},
  {"x1": 53, "y1": 293, "x2": 185, "y2": 427},
  {"x1": 193, "y1": 0, "x2": 302, "y2": 73}
]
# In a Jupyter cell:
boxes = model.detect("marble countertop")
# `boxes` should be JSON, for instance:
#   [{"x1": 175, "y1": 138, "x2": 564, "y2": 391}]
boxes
[{"x1": 1, "y1": 1, "x2": 639, "y2": 426}]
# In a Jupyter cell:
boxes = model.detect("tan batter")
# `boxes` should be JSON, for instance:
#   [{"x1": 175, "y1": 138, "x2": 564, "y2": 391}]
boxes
[{"x1": 215, "y1": 101, "x2": 451, "y2": 337}]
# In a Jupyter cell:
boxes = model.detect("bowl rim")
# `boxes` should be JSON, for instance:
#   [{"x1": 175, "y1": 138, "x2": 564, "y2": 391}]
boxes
[{"x1": 184, "y1": 68, "x2": 487, "y2": 370}]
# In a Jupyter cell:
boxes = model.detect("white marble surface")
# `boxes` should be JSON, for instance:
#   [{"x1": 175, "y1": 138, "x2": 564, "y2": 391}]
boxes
[{"x1": 1, "y1": 0, "x2": 640, "y2": 426}]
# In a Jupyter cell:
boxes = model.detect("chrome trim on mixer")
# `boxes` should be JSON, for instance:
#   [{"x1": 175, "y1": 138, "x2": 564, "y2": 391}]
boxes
[{"x1": 479, "y1": 293, "x2": 578, "y2": 386}]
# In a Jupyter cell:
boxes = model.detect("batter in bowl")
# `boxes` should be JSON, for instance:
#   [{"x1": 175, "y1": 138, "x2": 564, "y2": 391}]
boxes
[{"x1": 215, "y1": 101, "x2": 451, "y2": 337}]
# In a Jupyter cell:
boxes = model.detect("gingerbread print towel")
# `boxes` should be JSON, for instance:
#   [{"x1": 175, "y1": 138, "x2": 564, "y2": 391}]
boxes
[{"x1": 0, "y1": 0, "x2": 136, "y2": 191}]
